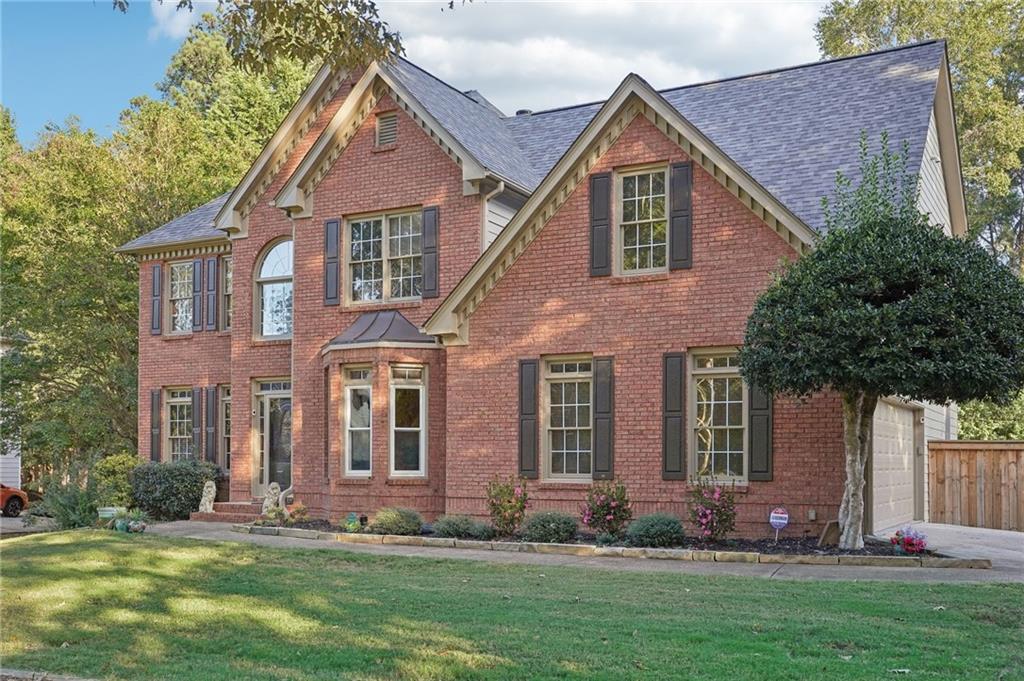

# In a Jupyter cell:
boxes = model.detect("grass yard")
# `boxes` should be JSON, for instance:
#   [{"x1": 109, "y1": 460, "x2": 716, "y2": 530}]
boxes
[{"x1": 1, "y1": 532, "x2": 1022, "y2": 680}]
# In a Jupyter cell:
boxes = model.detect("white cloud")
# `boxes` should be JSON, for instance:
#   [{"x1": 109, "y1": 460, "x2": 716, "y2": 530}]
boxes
[
  {"x1": 379, "y1": 0, "x2": 825, "y2": 114},
  {"x1": 148, "y1": 0, "x2": 214, "y2": 41}
]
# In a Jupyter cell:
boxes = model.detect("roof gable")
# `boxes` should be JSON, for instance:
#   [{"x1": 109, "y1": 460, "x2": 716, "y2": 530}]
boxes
[{"x1": 117, "y1": 192, "x2": 230, "y2": 253}]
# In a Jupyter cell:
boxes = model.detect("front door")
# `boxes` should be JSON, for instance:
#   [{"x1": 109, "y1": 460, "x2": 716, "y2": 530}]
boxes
[{"x1": 254, "y1": 380, "x2": 292, "y2": 497}]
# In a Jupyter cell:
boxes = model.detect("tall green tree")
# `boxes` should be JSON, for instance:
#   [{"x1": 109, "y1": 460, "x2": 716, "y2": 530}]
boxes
[
  {"x1": 114, "y1": 0, "x2": 402, "y2": 73},
  {"x1": 0, "y1": 21, "x2": 312, "y2": 482},
  {"x1": 816, "y1": 0, "x2": 1024, "y2": 275},
  {"x1": 739, "y1": 136, "x2": 1024, "y2": 549}
]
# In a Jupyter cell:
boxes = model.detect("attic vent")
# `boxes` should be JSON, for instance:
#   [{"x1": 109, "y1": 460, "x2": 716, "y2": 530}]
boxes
[
  {"x1": 515, "y1": 109, "x2": 533, "y2": 116},
  {"x1": 376, "y1": 113, "x2": 398, "y2": 146}
]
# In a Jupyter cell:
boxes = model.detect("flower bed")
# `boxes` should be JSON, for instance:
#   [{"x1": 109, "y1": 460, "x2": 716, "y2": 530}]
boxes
[{"x1": 230, "y1": 524, "x2": 990, "y2": 569}]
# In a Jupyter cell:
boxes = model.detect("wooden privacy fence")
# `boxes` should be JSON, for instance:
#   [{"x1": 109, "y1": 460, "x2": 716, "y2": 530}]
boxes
[{"x1": 929, "y1": 441, "x2": 1023, "y2": 531}]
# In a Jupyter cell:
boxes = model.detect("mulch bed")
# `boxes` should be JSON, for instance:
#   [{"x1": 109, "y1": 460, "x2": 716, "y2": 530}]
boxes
[{"x1": 251, "y1": 521, "x2": 925, "y2": 557}]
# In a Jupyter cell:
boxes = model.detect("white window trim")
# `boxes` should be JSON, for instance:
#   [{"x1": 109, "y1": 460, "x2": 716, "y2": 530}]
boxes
[
  {"x1": 343, "y1": 210, "x2": 423, "y2": 306},
  {"x1": 388, "y1": 365, "x2": 427, "y2": 477},
  {"x1": 255, "y1": 240, "x2": 293, "y2": 340},
  {"x1": 166, "y1": 260, "x2": 195, "y2": 335},
  {"x1": 165, "y1": 387, "x2": 193, "y2": 462},
  {"x1": 614, "y1": 165, "x2": 670, "y2": 277},
  {"x1": 541, "y1": 355, "x2": 594, "y2": 483},
  {"x1": 220, "y1": 256, "x2": 233, "y2": 332},
  {"x1": 688, "y1": 348, "x2": 748, "y2": 483},
  {"x1": 344, "y1": 367, "x2": 373, "y2": 477}
]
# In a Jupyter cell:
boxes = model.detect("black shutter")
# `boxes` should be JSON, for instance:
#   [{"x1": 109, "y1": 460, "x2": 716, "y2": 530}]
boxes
[
  {"x1": 421, "y1": 206, "x2": 439, "y2": 298},
  {"x1": 204, "y1": 386, "x2": 218, "y2": 463},
  {"x1": 592, "y1": 357, "x2": 614, "y2": 479},
  {"x1": 150, "y1": 389, "x2": 162, "y2": 461},
  {"x1": 669, "y1": 162, "x2": 693, "y2": 270},
  {"x1": 204, "y1": 257, "x2": 218, "y2": 331},
  {"x1": 150, "y1": 264, "x2": 162, "y2": 335},
  {"x1": 191, "y1": 259, "x2": 203, "y2": 332},
  {"x1": 191, "y1": 387, "x2": 202, "y2": 457},
  {"x1": 589, "y1": 172, "x2": 612, "y2": 276},
  {"x1": 662, "y1": 352, "x2": 687, "y2": 480},
  {"x1": 324, "y1": 219, "x2": 340, "y2": 305},
  {"x1": 748, "y1": 385, "x2": 773, "y2": 481},
  {"x1": 518, "y1": 359, "x2": 539, "y2": 479}
]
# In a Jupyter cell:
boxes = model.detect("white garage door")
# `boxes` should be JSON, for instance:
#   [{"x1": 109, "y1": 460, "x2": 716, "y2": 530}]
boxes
[{"x1": 872, "y1": 401, "x2": 917, "y2": 533}]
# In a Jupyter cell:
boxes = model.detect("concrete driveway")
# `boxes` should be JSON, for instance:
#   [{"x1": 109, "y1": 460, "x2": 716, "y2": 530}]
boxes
[{"x1": 904, "y1": 522, "x2": 1024, "y2": 574}]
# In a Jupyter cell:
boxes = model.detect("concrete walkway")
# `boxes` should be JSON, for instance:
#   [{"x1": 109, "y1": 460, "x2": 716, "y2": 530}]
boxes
[
  {"x1": 148, "y1": 521, "x2": 1024, "y2": 583},
  {"x1": 907, "y1": 522, "x2": 1024, "y2": 573}
]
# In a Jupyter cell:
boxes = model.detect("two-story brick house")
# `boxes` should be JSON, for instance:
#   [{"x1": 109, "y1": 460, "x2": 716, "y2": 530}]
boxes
[{"x1": 119, "y1": 41, "x2": 964, "y2": 536}]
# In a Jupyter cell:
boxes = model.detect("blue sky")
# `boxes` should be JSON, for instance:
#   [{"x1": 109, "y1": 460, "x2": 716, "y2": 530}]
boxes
[{"x1": 1, "y1": 1, "x2": 822, "y2": 148}]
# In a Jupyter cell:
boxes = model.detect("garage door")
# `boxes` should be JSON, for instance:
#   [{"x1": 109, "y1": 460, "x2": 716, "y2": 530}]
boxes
[{"x1": 872, "y1": 401, "x2": 917, "y2": 533}]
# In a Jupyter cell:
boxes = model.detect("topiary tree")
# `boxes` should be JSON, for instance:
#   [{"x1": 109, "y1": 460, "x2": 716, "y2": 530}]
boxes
[{"x1": 739, "y1": 133, "x2": 1024, "y2": 549}]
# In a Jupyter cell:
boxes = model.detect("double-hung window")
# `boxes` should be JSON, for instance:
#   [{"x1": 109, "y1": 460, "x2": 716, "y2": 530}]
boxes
[
  {"x1": 166, "y1": 388, "x2": 194, "y2": 461},
  {"x1": 348, "y1": 211, "x2": 422, "y2": 303},
  {"x1": 345, "y1": 367, "x2": 372, "y2": 476},
  {"x1": 168, "y1": 262, "x2": 194, "y2": 333},
  {"x1": 691, "y1": 351, "x2": 747, "y2": 479},
  {"x1": 544, "y1": 359, "x2": 593, "y2": 480},
  {"x1": 618, "y1": 168, "x2": 668, "y2": 274},
  {"x1": 390, "y1": 366, "x2": 426, "y2": 476},
  {"x1": 220, "y1": 386, "x2": 231, "y2": 470},
  {"x1": 221, "y1": 256, "x2": 233, "y2": 331}
]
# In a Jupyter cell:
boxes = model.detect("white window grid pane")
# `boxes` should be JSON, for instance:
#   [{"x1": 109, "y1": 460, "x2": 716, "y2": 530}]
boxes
[
  {"x1": 547, "y1": 377, "x2": 592, "y2": 476},
  {"x1": 259, "y1": 241, "x2": 293, "y2": 278},
  {"x1": 620, "y1": 171, "x2": 667, "y2": 272},
  {"x1": 258, "y1": 381, "x2": 291, "y2": 393},
  {"x1": 168, "y1": 399, "x2": 193, "y2": 461},
  {"x1": 220, "y1": 391, "x2": 231, "y2": 470},
  {"x1": 169, "y1": 263, "x2": 194, "y2": 332},
  {"x1": 388, "y1": 214, "x2": 422, "y2": 299},
  {"x1": 694, "y1": 375, "x2": 744, "y2": 477},
  {"x1": 347, "y1": 386, "x2": 372, "y2": 472},
  {"x1": 260, "y1": 281, "x2": 293, "y2": 336},
  {"x1": 392, "y1": 385, "x2": 423, "y2": 472}
]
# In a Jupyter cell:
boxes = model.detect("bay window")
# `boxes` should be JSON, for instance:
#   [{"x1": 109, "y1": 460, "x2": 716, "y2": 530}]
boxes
[{"x1": 345, "y1": 367, "x2": 373, "y2": 476}]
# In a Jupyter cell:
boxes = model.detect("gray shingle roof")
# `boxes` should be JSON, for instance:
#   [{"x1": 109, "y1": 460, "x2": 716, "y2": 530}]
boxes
[
  {"x1": 325, "y1": 310, "x2": 436, "y2": 347},
  {"x1": 118, "y1": 192, "x2": 230, "y2": 252},
  {"x1": 122, "y1": 42, "x2": 946, "y2": 251}
]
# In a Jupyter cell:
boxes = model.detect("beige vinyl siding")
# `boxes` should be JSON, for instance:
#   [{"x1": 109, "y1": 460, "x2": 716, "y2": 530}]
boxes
[
  {"x1": 917, "y1": 110, "x2": 952, "y2": 235},
  {"x1": 483, "y1": 192, "x2": 525, "y2": 250}
]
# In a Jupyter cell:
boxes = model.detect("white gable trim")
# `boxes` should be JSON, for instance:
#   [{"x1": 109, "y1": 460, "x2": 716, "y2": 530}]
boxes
[
  {"x1": 932, "y1": 54, "x2": 968, "y2": 237},
  {"x1": 275, "y1": 62, "x2": 490, "y2": 217},
  {"x1": 214, "y1": 65, "x2": 347, "y2": 235},
  {"x1": 422, "y1": 74, "x2": 818, "y2": 343}
]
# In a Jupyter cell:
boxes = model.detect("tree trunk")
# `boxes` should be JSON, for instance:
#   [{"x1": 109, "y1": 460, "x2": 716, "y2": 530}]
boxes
[{"x1": 837, "y1": 390, "x2": 879, "y2": 550}]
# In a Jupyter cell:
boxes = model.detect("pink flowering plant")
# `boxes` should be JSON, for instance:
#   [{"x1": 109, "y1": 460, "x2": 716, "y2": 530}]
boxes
[
  {"x1": 486, "y1": 476, "x2": 529, "y2": 537},
  {"x1": 580, "y1": 479, "x2": 632, "y2": 537},
  {"x1": 890, "y1": 526, "x2": 928, "y2": 555},
  {"x1": 687, "y1": 478, "x2": 737, "y2": 542}
]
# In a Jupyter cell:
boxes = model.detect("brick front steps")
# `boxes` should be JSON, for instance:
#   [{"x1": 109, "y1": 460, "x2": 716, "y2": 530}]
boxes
[
  {"x1": 190, "y1": 502, "x2": 262, "y2": 524},
  {"x1": 229, "y1": 524, "x2": 992, "y2": 569}
]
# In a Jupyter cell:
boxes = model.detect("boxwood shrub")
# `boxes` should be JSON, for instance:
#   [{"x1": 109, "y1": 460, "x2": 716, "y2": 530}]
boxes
[
  {"x1": 129, "y1": 460, "x2": 220, "y2": 520},
  {"x1": 432, "y1": 514, "x2": 495, "y2": 540},
  {"x1": 369, "y1": 507, "x2": 423, "y2": 536},
  {"x1": 626, "y1": 513, "x2": 686, "y2": 548},
  {"x1": 521, "y1": 511, "x2": 578, "y2": 543},
  {"x1": 93, "y1": 452, "x2": 140, "y2": 507}
]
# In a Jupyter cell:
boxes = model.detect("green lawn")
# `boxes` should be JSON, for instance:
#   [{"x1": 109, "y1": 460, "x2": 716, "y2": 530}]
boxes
[{"x1": 1, "y1": 532, "x2": 1021, "y2": 680}]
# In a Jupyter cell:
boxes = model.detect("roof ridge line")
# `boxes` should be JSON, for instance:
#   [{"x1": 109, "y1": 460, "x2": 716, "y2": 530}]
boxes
[
  {"x1": 394, "y1": 55, "x2": 501, "y2": 115},
  {"x1": 507, "y1": 39, "x2": 945, "y2": 119}
]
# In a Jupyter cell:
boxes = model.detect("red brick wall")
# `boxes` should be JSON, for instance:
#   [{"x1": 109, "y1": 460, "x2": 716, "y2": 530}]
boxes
[
  {"x1": 290, "y1": 94, "x2": 483, "y2": 520},
  {"x1": 444, "y1": 115, "x2": 846, "y2": 537}
]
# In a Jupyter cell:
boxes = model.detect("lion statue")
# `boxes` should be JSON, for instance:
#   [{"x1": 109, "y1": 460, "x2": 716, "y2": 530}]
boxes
[
  {"x1": 197, "y1": 480, "x2": 217, "y2": 514},
  {"x1": 262, "y1": 482, "x2": 282, "y2": 515}
]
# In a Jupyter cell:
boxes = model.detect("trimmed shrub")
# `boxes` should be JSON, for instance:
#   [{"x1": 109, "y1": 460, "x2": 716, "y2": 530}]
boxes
[
  {"x1": 521, "y1": 511, "x2": 578, "y2": 544},
  {"x1": 369, "y1": 507, "x2": 423, "y2": 536},
  {"x1": 626, "y1": 513, "x2": 686, "y2": 548},
  {"x1": 580, "y1": 479, "x2": 632, "y2": 537},
  {"x1": 93, "y1": 453, "x2": 139, "y2": 507},
  {"x1": 688, "y1": 479, "x2": 736, "y2": 542},
  {"x1": 129, "y1": 460, "x2": 220, "y2": 520},
  {"x1": 486, "y1": 476, "x2": 529, "y2": 537},
  {"x1": 433, "y1": 514, "x2": 495, "y2": 540}
]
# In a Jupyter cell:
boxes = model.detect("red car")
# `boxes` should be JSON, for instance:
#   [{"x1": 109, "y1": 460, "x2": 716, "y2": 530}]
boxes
[{"x1": 1, "y1": 485, "x2": 28, "y2": 517}]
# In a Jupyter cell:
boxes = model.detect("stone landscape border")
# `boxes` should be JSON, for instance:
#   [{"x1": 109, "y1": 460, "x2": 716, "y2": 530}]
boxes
[{"x1": 230, "y1": 524, "x2": 991, "y2": 569}]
